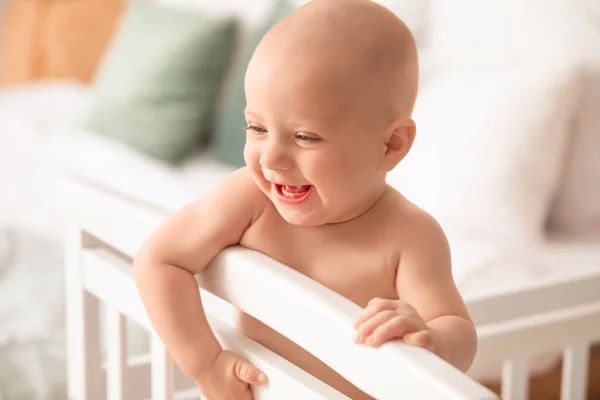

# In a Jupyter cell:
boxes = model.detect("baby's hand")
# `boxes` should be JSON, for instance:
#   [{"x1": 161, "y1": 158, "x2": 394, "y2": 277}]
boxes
[
  {"x1": 194, "y1": 350, "x2": 268, "y2": 400},
  {"x1": 353, "y1": 297, "x2": 434, "y2": 351}
]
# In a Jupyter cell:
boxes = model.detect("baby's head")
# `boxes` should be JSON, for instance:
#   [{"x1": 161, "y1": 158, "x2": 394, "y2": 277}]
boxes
[{"x1": 243, "y1": 0, "x2": 418, "y2": 226}]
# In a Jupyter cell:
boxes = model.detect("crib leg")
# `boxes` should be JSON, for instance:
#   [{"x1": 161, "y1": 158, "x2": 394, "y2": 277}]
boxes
[
  {"x1": 151, "y1": 334, "x2": 174, "y2": 400},
  {"x1": 561, "y1": 343, "x2": 590, "y2": 400},
  {"x1": 106, "y1": 306, "x2": 126, "y2": 400},
  {"x1": 501, "y1": 357, "x2": 529, "y2": 400},
  {"x1": 65, "y1": 226, "x2": 103, "y2": 400}
]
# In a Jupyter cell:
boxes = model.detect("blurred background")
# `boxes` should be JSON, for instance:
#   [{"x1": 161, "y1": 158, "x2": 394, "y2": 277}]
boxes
[{"x1": 0, "y1": 0, "x2": 599, "y2": 399}]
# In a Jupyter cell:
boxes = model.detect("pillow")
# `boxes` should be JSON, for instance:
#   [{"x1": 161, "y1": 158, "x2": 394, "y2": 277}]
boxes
[
  {"x1": 41, "y1": 0, "x2": 124, "y2": 83},
  {"x1": 0, "y1": 0, "x2": 123, "y2": 86},
  {"x1": 386, "y1": 60, "x2": 582, "y2": 249},
  {"x1": 384, "y1": 0, "x2": 589, "y2": 287},
  {"x1": 0, "y1": 0, "x2": 43, "y2": 86},
  {"x1": 85, "y1": 0, "x2": 237, "y2": 165},
  {"x1": 211, "y1": 0, "x2": 295, "y2": 167},
  {"x1": 546, "y1": 7, "x2": 600, "y2": 235},
  {"x1": 548, "y1": 68, "x2": 600, "y2": 234}
]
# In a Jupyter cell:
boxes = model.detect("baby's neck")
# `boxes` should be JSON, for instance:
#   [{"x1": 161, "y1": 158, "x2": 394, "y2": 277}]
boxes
[{"x1": 323, "y1": 184, "x2": 390, "y2": 227}]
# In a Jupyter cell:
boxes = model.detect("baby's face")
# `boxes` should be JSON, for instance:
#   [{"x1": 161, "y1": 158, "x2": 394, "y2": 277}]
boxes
[{"x1": 243, "y1": 55, "x2": 389, "y2": 227}]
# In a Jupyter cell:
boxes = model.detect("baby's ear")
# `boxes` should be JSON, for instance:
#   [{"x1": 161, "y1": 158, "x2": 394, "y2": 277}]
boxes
[{"x1": 381, "y1": 118, "x2": 416, "y2": 171}]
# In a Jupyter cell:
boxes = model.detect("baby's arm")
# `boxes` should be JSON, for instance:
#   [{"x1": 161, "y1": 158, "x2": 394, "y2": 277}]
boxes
[
  {"x1": 133, "y1": 167, "x2": 266, "y2": 382},
  {"x1": 354, "y1": 211, "x2": 476, "y2": 372},
  {"x1": 394, "y1": 213, "x2": 476, "y2": 371}
]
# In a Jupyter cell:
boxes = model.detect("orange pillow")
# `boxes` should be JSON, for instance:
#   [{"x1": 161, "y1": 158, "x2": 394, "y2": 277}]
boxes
[
  {"x1": 0, "y1": 1, "x2": 45, "y2": 86},
  {"x1": 42, "y1": 0, "x2": 124, "y2": 83},
  {"x1": 0, "y1": 0, "x2": 124, "y2": 87}
]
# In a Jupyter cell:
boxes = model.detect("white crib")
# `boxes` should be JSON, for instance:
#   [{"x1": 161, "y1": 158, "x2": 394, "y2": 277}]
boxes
[{"x1": 59, "y1": 177, "x2": 600, "y2": 399}]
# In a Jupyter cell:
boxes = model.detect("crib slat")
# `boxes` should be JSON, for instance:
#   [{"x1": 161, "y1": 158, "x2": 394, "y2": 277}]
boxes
[
  {"x1": 501, "y1": 357, "x2": 529, "y2": 400},
  {"x1": 151, "y1": 334, "x2": 174, "y2": 400},
  {"x1": 561, "y1": 343, "x2": 590, "y2": 400},
  {"x1": 106, "y1": 306, "x2": 126, "y2": 400},
  {"x1": 65, "y1": 226, "x2": 104, "y2": 400}
]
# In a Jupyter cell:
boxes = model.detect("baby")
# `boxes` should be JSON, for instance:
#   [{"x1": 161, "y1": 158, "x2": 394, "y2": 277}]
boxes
[{"x1": 133, "y1": 0, "x2": 477, "y2": 399}]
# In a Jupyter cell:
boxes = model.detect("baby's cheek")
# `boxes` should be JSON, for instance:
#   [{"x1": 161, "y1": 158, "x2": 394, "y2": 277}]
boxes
[
  {"x1": 319, "y1": 161, "x2": 354, "y2": 199},
  {"x1": 243, "y1": 142, "x2": 259, "y2": 167}
]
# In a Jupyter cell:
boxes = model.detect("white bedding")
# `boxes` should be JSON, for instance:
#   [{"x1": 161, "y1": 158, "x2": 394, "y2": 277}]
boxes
[
  {"x1": 1, "y1": 81, "x2": 599, "y2": 396},
  {"x1": 0, "y1": 82, "x2": 89, "y2": 399}
]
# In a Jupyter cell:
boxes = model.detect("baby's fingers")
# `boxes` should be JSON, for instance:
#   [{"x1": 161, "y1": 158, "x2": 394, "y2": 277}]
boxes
[
  {"x1": 404, "y1": 330, "x2": 435, "y2": 351},
  {"x1": 235, "y1": 359, "x2": 268, "y2": 386},
  {"x1": 354, "y1": 297, "x2": 397, "y2": 328},
  {"x1": 354, "y1": 310, "x2": 397, "y2": 344},
  {"x1": 364, "y1": 316, "x2": 417, "y2": 347}
]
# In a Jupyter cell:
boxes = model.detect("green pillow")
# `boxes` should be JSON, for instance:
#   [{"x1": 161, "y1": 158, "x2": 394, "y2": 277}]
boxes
[
  {"x1": 211, "y1": 0, "x2": 295, "y2": 167},
  {"x1": 86, "y1": 1, "x2": 237, "y2": 165}
]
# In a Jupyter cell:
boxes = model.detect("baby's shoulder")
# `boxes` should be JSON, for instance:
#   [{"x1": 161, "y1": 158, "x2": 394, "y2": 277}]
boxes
[
  {"x1": 203, "y1": 167, "x2": 269, "y2": 224},
  {"x1": 383, "y1": 186, "x2": 447, "y2": 242}
]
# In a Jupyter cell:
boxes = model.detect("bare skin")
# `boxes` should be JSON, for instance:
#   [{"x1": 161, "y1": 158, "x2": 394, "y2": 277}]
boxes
[{"x1": 133, "y1": 1, "x2": 477, "y2": 399}]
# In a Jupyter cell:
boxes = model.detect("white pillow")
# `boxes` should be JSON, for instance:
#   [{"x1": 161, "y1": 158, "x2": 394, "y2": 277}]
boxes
[
  {"x1": 547, "y1": 2, "x2": 600, "y2": 235},
  {"x1": 549, "y1": 73, "x2": 600, "y2": 234},
  {"x1": 385, "y1": 0, "x2": 588, "y2": 286},
  {"x1": 387, "y1": 60, "x2": 582, "y2": 250},
  {"x1": 420, "y1": 0, "x2": 593, "y2": 66}
]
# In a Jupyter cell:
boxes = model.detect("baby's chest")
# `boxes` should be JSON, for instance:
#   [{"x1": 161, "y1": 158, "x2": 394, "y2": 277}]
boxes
[{"x1": 240, "y1": 219, "x2": 398, "y2": 306}]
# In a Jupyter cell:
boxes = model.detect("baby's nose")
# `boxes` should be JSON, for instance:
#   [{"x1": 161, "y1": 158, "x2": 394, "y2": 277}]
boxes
[{"x1": 259, "y1": 144, "x2": 293, "y2": 171}]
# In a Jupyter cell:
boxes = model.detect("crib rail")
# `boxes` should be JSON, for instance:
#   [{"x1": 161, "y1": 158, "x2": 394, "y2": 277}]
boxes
[
  {"x1": 465, "y1": 250, "x2": 600, "y2": 400},
  {"x1": 82, "y1": 246, "x2": 350, "y2": 399},
  {"x1": 59, "y1": 177, "x2": 498, "y2": 400},
  {"x1": 467, "y1": 273, "x2": 600, "y2": 326}
]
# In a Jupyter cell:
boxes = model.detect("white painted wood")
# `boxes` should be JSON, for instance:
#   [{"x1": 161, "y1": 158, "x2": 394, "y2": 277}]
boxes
[
  {"x1": 501, "y1": 358, "x2": 529, "y2": 400},
  {"x1": 58, "y1": 177, "x2": 166, "y2": 258},
  {"x1": 106, "y1": 306, "x2": 126, "y2": 400},
  {"x1": 473, "y1": 301, "x2": 600, "y2": 368},
  {"x1": 81, "y1": 247, "x2": 497, "y2": 399},
  {"x1": 172, "y1": 388, "x2": 203, "y2": 399},
  {"x1": 81, "y1": 248, "x2": 351, "y2": 399},
  {"x1": 467, "y1": 273, "x2": 600, "y2": 326},
  {"x1": 199, "y1": 248, "x2": 497, "y2": 400},
  {"x1": 100, "y1": 353, "x2": 197, "y2": 400},
  {"x1": 561, "y1": 344, "x2": 590, "y2": 400},
  {"x1": 151, "y1": 334, "x2": 174, "y2": 400},
  {"x1": 65, "y1": 225, "x2": 104, "y2": 400}
]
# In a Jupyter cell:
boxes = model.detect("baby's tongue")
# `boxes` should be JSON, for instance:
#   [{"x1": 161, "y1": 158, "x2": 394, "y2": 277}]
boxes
[{"x1": 283, "y1": 185, "x2": 310, "y2": 194}]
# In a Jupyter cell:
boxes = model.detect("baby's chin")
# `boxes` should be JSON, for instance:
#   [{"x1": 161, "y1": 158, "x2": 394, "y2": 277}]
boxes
[{"x1": 274, "y1": 205, "x2": 324, "y2": 227}]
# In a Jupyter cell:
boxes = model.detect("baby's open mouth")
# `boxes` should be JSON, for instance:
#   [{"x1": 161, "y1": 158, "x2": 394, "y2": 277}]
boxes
[
  {"x1": 276, "y1": 184, "x2": 311, "y2": 198},
  {"x1": 273, "y1": 184, "x2": 313, "y2": 205}
]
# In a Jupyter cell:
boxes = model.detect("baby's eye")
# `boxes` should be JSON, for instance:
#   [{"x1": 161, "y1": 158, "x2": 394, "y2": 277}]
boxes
[
  {"x1": 296, "y1": 134, "x2": 320, "y2": 143},
  {"x1": 245, "y1": 125, "x2": 267, "y2": 134}
]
